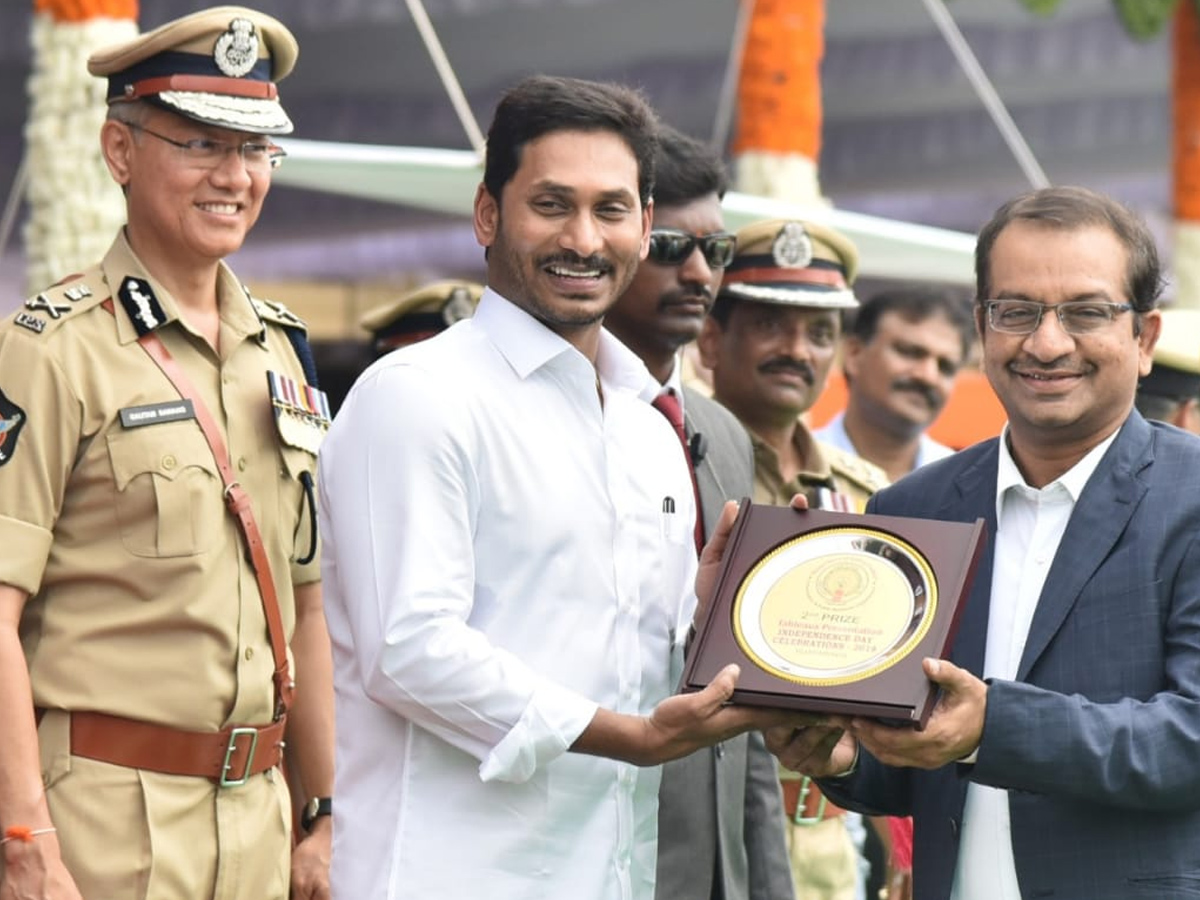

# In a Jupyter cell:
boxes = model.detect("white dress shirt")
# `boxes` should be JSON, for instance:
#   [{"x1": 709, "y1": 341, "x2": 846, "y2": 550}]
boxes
[
  {"x1": 815, "y1": 411, "x2": 954, "y2": 472},
  {"x1": 950, "y1": 425, "x2": 1118, "y2": 900},
  {"x1": 319, "y1": 289, "x2": 699, "y2": 900}
]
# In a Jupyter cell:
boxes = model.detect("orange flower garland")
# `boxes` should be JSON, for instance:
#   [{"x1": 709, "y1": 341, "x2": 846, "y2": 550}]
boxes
[
  {"x1": 34, "y1": 0, "x2": 137, "y2": 23},
  {"x1": 733, "y1": 0, "x2": 824, "y2": 161},
  {"x1": 1173, "y1": 1, "x2": 1200, "y2": 222}
]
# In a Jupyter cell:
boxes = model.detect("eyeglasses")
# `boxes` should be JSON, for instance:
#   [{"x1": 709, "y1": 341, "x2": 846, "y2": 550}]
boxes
[
  {"x1": 123, "y1": 122, "x2": 286, "y2": 172},
  {"x1": 984, "y1": 299, "x2": 1133, "y2": 336},
  {"x1": 647, "y1": 229, "x2": 737, "y2": 269}
]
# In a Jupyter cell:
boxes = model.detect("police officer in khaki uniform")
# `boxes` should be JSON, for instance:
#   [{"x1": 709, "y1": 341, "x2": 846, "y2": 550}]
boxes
[
  {"x1": 359, "y1": 279, "x2": 483, "y2": 358},
  {"x1": 697, "y1": 218, "x2": 886, "y2": 900},
  {"x1": 698, "y1": 219, "x2": 887, "y2": 511},
  {"x1": 0, "y1": 8, "x2": 333, "y2": 900},
  {"x1": 1135, "y1": 307, "x2": 1200, "y2": 435}
]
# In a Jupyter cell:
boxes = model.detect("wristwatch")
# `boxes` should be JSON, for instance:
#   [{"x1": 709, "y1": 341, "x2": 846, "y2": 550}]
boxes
[{"x1": 301, "y1": 796, "x2": 332, "y2": 832}]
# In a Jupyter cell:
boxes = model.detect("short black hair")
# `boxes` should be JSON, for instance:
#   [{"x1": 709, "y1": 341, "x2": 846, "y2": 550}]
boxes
[
  {"x1": 976, "y1": 186, "x2": 1164, "y2": 319},
  {"x1": 482, "y1": 74, "x2": 659, "y2": 208},
  {"x1": 846, "y1": 287, "x2": 974, "y2": 361},
  {"x1": 652, "y1": 124, "x2": 728, "y2": 207}
]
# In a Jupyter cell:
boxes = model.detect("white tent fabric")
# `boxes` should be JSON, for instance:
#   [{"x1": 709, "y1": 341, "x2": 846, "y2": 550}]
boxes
[{"x1": 273, "y1": 138, "x2": 977, "y2": 286}]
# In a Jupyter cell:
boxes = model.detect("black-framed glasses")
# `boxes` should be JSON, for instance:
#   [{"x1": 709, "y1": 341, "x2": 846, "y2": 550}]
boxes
[
  {"x1": 123, "y1": 122, "x2": 286, "y2": 172},
  {"x1": 984, "y1": 299, "x2": 1133, "y2": 336},
  {"x1": 647, "y1": 229, "x2": 737, "y2": 269}
]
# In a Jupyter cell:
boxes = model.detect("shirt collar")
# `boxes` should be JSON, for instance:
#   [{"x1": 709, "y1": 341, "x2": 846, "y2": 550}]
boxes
[
  {"x1": 994, "y1": 423, "x2": 1121, "y2": 519},
  {"x1": 473, "y1": 287, "x2": 658, "y2": 400},
  {"x1": 101, "y1": 231, "x2": 265, "y2": 346}
]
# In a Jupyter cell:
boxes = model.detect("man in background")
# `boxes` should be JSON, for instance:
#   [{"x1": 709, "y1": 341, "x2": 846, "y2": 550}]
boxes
[
  {"x1": 816, "y1": 287, "x2": 973, "y2": 482},
  {"x1": 1134, "y1": 307, "x2": 1200, "y2": 434},
  {"x1": 605, "y1": 124, "x2": 793, "y2": 900},
  {"x1": 697, "y1": 218, "x2": 885, "y2": 900},
  {"x1": 359, "y1": 279, "x2": 483, "y2": 358}
]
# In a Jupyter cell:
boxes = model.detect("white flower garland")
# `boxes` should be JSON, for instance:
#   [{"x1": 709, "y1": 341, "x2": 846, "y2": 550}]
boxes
[{"x1": 24, "y1": 14, "x2": 135, "y2": 294}]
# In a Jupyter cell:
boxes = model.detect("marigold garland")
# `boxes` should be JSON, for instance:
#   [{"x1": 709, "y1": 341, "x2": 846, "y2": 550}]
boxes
[{"x1": 34, "y1": 0, "x2": 137, "y2": 23}]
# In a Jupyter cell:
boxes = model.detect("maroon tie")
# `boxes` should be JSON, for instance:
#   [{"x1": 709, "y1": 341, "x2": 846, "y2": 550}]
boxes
[{"x1": 652, "y1": 390, "x2": 705, "y2": 554}]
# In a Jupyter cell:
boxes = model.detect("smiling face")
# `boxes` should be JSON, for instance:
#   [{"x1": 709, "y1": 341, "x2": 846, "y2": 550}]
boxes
[
  {"x1": 604, "y1": 192, "x2": 726, "y2": 380},
  {"x1": 103, "y1": 109, "x2": 271, "y2": 274},
  {"x1": 700, "y1": 300, "x2": 841, "y2": 431},
  {"x1": 980, "y1": 221, "x2": 1160, "y2": 470},
  {"x1": 473, "y1": 128, "x2": 651, "y2": 357},
  {"x1": 844, "y1": 309, "x2": 966, "y2": 439}
]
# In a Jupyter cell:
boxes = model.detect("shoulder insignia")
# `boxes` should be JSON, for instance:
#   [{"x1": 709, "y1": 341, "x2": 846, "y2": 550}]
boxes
[
  {"x1": 10, "y1": 269, "x2": 108, "y2": 337},
  {"x1": 252, "y1": 297, "x2": 308, "y2": 332},
  {"x1": 824, "y1": 443, "x2": 890, "y2": 493},
  {"x1": 0, "y1": 387, "x2": 27, "y2": 466}
]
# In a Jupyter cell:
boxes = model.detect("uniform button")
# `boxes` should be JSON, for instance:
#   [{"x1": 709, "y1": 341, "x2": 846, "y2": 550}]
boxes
[
  {"x1": 245, "y1": 647, "x2": 255, "y2": 661},
  {"x1": 161, "y1": 454, "x2": 177, "y2": 470},
  {"x1": 238, "y1": 457, "x2": 248, "y2": 472}
]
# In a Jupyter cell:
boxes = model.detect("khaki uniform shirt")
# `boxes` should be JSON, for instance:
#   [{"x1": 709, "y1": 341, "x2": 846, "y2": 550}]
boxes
[
  {"x1": 0, "y1": 233, "x2": 320, "y2": 730},
  {"x1": 751, "y1": 421, "x2": 888, "y2": 513}
]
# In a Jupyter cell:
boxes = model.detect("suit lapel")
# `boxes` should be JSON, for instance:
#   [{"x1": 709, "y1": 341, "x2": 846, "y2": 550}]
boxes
[
  {"x1": 1015, "y1": 417, "x2": 1152, "y2": 680},
  {"x1": 945, "y1": 446, "x2": 1000, "y2": 677}
]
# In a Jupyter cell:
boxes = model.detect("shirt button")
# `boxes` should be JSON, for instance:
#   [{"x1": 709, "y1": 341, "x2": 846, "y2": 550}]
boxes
[
  {"x1": 161, "y1": 454, "x2": 177, "y2": 470},
  {"x1": 245, "y1": 647, "x2": 255, "y2": 661},
  {"x1": 238, "y1": 457, "x2": 248, "y2": 472}
]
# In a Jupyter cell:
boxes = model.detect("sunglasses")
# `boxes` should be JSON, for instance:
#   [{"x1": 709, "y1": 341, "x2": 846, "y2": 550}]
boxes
[{"x1": 647, "y1": 229, "x2": 737, "y2": 269}]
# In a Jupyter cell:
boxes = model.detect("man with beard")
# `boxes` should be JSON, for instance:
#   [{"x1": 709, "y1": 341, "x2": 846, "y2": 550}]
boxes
[
  {"x1": 697, "y1": 218, "x2": 887, "y2": 900},
  {"x1": 317, "y1": 76, "x2": 801, "y2": 900},
  {"x1": 605, "y1": 125, "x2": 794, "y2": 900},
  {"x1": 816, "y1": 288, "x2": 974, "y2": 482}
]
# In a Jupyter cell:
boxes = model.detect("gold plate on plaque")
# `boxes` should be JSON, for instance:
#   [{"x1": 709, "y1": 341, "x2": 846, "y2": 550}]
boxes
[
  {"x1": 681, "y1": 503, "x2": 986, "y2": 726},
  {"x1": 733, "y1": 527, "x2": 936, "y2": 687}
]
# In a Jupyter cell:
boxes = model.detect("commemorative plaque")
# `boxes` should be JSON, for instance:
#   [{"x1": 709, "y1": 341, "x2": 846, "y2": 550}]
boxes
[{"x1": 681, "y1": 502, "x2": 986, "y2": 728}]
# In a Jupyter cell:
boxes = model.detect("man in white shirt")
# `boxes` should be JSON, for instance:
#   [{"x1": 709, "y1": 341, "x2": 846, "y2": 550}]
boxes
[
  {"x1": 769, "y1": 186, "x2": 1200, "y2": 900},
  {"x1": 318, "y1": 75, "x2": 797, "y2": 900},
  {"x1": 816, "y1": 287, "x2": 974, "y2": 483}
]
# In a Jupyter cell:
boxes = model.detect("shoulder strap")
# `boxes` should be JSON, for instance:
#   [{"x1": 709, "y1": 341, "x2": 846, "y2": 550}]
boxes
[{"x1": 101, "y1": 300, "x2": 293, "y2": 720}]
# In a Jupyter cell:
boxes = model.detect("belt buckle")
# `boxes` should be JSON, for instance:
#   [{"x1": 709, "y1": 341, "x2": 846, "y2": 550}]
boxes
[
  {"x1": 219, "y1": 727, "x2": 259, "y2": 788},
  {"x1": 792, "y1": 776, "x2": 827, "y2": 826}
]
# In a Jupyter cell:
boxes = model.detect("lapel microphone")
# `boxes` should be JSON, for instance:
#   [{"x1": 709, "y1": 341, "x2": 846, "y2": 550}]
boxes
[{"x1": 689, "y1": 432, "x2": 707, "y2": 466}]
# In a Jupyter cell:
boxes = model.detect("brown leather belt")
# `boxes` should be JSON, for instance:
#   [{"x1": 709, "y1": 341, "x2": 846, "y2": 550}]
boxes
[
  {"x1": 782, "y1": 776, "x2": 844, "y2": 824},
  {"x1": 50, "y1": 710, "x2": 285, "y2": 787}
]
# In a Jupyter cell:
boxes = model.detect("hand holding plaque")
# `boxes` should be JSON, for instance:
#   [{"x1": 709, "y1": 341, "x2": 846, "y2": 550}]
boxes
[{"x1": 681, "y1": 501, "x2": 985, "y2": 728}]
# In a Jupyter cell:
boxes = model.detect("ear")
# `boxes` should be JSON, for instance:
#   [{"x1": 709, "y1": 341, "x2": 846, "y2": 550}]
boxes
[
  {"x1": 639, "y1": 198, "x2": 653, "y2": 260},
  {"x1": 473, "y1": 183, "x2": 499, "y2": 249},
  {"x1": 842, "y1": 334, "x2": 865, "y2": 381},
  {"x1": 1136, "y1": 309, "x2": 1162, "y2": 378},
  {"x1": 697, "y1": 315, "x2": 722, "y2": 370},
  {"x1": 100, "y1": 119, "x2": 135, "y2": 187}
]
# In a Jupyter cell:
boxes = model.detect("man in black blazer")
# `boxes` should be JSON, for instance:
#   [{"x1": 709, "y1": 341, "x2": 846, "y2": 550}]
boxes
[
  {"x1": 606, "y1": 124, "x2": 793, "y2": 900},
  {"x1": 770, "y1": 186, "x2": 1200, "y2": 900}
]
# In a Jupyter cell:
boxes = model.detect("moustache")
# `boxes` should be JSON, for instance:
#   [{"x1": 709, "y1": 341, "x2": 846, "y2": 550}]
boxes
[
  {"x1": 891, "y1": 379, "x2": 942, "y2": 410},
  {"x1": 538, "y1": 251, "x2": 615, "y2": 276},
  {"x1": 659, "y1": 287, "x2": 713, "y2": 309},
  {"x1": 758, "y1": 357, "x2": 815, "y2": 386}
]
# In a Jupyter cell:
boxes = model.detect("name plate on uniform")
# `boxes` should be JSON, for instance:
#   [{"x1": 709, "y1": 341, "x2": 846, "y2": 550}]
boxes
[{"x1": 681, "y1": 502, "x2": 985, "y2": 728}]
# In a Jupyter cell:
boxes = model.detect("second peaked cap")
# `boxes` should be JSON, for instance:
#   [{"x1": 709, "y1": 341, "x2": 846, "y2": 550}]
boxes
[
  {"x1": 720, "y1": 219, "x2": 859, "y2": 309},
  {"x1": 88, "y1": 6, "x2": 298, "y2": 135}
]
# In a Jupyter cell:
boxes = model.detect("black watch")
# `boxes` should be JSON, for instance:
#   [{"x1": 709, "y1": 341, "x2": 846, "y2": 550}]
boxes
[{"x1": 301, "y1": 796, "x2": 332, "y2": 832}]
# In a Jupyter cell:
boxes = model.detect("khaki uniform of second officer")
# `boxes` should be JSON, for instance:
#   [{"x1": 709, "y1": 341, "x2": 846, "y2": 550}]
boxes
[
  {"x1": 0, "y1": 9, "x2": 333, "y2": 900},
  {"x1": 699, "y1": 218, "x2": 887, "y2": 900}
]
